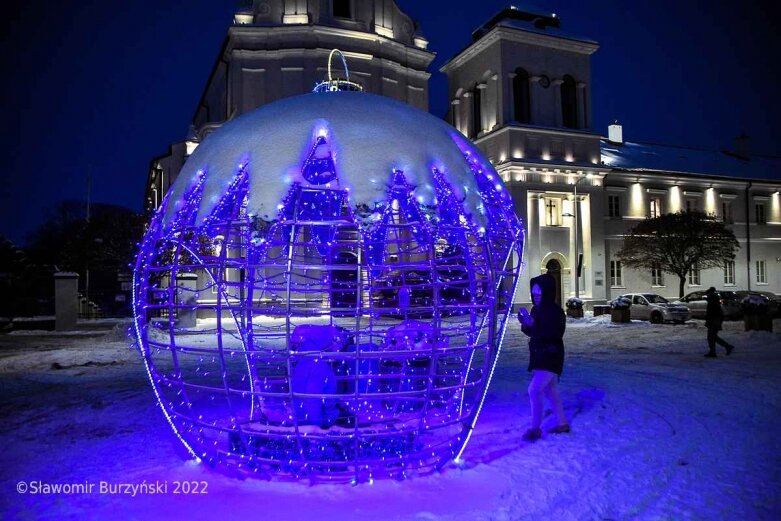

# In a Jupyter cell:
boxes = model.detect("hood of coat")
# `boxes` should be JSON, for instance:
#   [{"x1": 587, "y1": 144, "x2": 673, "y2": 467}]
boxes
[{"x1": 530, "y1": 273, "x2": 558, "y2": 306}]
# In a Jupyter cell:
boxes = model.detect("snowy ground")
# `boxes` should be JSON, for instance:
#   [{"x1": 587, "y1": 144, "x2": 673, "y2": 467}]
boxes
[{"x1": 1, "y1": 316, "x2": 780, "y2": 520}]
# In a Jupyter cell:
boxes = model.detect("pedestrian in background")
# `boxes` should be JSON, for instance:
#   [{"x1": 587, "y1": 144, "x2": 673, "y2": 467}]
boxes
[{"x1": 704, "y1": 286, "x2": 735, "y2": 358}]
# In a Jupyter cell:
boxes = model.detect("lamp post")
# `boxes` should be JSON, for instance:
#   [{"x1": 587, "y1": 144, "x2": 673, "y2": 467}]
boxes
[{"x1": 570, "y1": 175, "x2": 588, "y2": 299}]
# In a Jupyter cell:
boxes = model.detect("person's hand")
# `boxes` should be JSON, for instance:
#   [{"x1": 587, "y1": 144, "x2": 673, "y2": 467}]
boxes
[{"x1": 518, "y1": 308, "x2": 534, "y2": 327}]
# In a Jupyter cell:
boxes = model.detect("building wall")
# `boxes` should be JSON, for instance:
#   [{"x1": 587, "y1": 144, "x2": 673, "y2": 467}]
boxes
[
  {"x1": 146, "y1": 4, "x2": 781, "y2": 303},
  {"x1": 601, "y1": 174, "x2": 781, "y2": 300},
  {"x1": 146, "y1": 0, "x2": 434, "y2": 210},
  {"x1": 442, "y1": 24, "x2": 598, "y2": 156},
  {"x1": 444, "y1": 9, "x2": 781, "y2": 306}
]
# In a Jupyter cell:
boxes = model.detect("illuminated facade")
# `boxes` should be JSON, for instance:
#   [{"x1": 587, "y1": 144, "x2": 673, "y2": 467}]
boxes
[
  {"x1": 134, "y1": 91, "x2": 523, "y2": 481},
  {"x1": 146, "y1": 0, "x2": 434, "y2": 213},
  {"x1": 147, "y1": 3, "x2": 781, "y2": 305},
  {"x1": 442, "y1": 6, "x2": 781, "y2": 304}
]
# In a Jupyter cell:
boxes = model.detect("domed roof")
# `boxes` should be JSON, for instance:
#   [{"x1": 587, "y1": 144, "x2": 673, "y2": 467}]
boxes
[{"x1": 163, "y1": 92, "x2": 503, "y2": 228}]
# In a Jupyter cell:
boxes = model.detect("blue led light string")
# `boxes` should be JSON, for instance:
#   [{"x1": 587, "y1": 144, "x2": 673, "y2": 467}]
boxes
[
  {"x1": 133, "y1": 192, "x2": 202, "y2": 461},
  {"x1": 428, "y1": 167, "x2": 484, "y2": 454},
  {"x1": 164, "y1": 173, "x2": 211, "y2": 461},
  {"x1": 132, "y1": 110, "x2": 524, "y2": 482}
]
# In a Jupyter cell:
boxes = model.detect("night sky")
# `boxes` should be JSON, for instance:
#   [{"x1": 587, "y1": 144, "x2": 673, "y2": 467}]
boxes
[{"x1": 2, "y1": 0, "x2": 779, "y2": 245}]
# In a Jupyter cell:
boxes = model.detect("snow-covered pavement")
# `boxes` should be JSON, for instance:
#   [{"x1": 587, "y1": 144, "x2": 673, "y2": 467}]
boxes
[{"x1": 1, "y1": 316, "x2": 779, "y2": 520}]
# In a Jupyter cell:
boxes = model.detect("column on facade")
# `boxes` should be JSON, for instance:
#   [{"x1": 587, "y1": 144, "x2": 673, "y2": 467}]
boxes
[
  {"x1": 490, "y1": 73, "x2": 500, "y2": 131},
  {"x1": 552, "y1": 78, "x2": 564, "y2": 127},
  {"x1": 537, "y1": 193, "x2": 546, "y2": 258},
  {"x1": 462, "y1": 91, "x2": 472, "y2": 136},
  {"x1": 566, "y1": 194, "x2": 577, "y2": 298},
  {"x1": 577, "y1": 82, "x2": 587, "y2": 129},
  {"x1": 450, "y1": 98, "x2": 461, "y2": 134},
  {"x1": 580, "y1": 193, "x2": 592, "y2": 298},
  {"x1": 523, "y1": 192, "x2": 544, "y2": 297},
  {"x1": 529, "y1": 76, "x2": 544, "y2": 126},
  {"x1": 526, "y1": 192, "x2": 541, "y2": 266}
]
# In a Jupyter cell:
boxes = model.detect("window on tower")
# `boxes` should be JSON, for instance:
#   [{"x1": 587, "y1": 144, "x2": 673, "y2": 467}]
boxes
[
  {"x1": 561, "y1": 75, "x2": 578, "y2": 129},
  {"x1": 471, "y1": 85, "x2": 482, "y2": 139},
  {"x1": 513, "y1": 68, "x2": 531, "y2": 124}
]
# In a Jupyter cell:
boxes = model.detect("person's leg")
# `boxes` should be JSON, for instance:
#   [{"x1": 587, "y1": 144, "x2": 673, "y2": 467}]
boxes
[
  {"x1": 705, "y1": 328, "x2": 717, "y2": 357},
  {"x1": 527, "y1": 370, "x2": 549, "y2": 429},
  {"x1": 713, "y1": 333, "x2": 734, "y2": 353},
  {"x1": 542, "y1": 374, "x2": 568, "y2": 428}
]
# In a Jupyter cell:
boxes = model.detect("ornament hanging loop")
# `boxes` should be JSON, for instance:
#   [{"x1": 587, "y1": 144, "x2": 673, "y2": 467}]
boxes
[{"x1": 313, "y1": 48, "x2": 363, "y2": 93}]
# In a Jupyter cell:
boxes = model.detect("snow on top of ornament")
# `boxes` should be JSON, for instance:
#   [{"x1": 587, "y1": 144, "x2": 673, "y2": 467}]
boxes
[{"x1": 162, "y1": 91, "x2": 503, "y2": 228}]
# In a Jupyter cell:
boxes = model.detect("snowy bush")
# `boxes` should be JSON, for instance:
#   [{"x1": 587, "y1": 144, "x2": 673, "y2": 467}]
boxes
[
  {"x1": 741, "y1": 294, "x2": 768, "y2": 314},
  {"x1": 610, "y1": 296, "x2": 632, "y2": 310},
  {"x1": 566, "y1": 297, "x2": 584, "y2": 309}
]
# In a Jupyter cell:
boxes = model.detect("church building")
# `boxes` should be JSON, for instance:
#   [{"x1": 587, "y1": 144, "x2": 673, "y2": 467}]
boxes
[{"x1": 145, "y1": 1, "x2": 781, "y2": 307}]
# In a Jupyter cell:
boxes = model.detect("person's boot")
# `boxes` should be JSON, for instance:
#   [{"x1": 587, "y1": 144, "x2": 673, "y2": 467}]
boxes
[
  {"x1": 704, "y1": 351, "x2": 717, "y2": 358},
  {"x1": 726, "y1": 344, "x2": 735, "y2": 356},
  {"x1": 522, "y1": 427, "x2": 542, "y2": 441},
  {"x1": 549, "y1": 424, "x2": 571, "y2": 434}
]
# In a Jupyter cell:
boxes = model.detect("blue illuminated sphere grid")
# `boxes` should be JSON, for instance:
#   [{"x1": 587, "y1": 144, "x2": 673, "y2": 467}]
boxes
[{"x1": 132, "y1": 92, "x2": 524, "y2": 483}]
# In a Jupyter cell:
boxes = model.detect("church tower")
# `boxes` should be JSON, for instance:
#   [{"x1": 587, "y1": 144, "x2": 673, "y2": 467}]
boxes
[
  {"x1": 147, "y1": 0, "x2": 434, "y2": 212},
  {"x1": 441, "y1": 5, "x2": 600, "y2": 164},
  {"x1": 442, "y1": 5, "x2": 609, "y2": 306}
]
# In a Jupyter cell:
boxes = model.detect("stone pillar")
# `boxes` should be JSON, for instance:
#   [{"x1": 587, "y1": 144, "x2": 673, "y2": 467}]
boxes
[
  {"x1": 577, "y1": 82, "x2": 587, "y2": 129},
  {"x1": 506, "y1": 72, "x2": 517, "y2": 125},
  {"x1": 176, "y1": 273, "x2": 199, "y2": 329},
  {"x1": 552, "y1": 78, "x2": 564, "y2": 127},
  {"x1": 450, "y1": 98, "x2": 461, "y2": 133},
  {"x1": 462, "y1": 91, "x2": 472, "y2": 136},
  {"x1": 530, "y1": 76, "x2": 543, "y2": 125},
  {"x1": 54, "y1": 272, "x2": 79, "y2": 331}
]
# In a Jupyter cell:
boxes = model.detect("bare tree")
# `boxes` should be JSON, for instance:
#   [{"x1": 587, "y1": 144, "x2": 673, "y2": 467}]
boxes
[{"x1": 616, "y1": 211, "x2": 739, "y2": 298}]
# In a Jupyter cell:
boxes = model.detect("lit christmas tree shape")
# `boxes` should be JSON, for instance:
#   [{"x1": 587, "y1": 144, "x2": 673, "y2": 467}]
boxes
[{"x1": 133, "y1": 91, "x2": 524, "y2": 483}]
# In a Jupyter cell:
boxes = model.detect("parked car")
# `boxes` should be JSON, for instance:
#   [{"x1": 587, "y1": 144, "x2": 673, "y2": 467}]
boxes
[
  {"x1": 619, "y1": 293, "x2": 691, "y2": 323},
  {"x1": 677, "y1": 290, "x2": 743, "y2": 319},
  {"x1": 735, "y1": 290, "x2": 781, "y2": 317}
]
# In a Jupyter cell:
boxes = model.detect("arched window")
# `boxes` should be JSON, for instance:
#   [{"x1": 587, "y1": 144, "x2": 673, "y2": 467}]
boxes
[
  {"x1": 513, "y1": 68, "x2": 531, "y2": 124},
  {"x1": 471, "y1": 85, "x2": 482, "y2": 139},
  {"x1": 561, "y1": 75, "x2": 578, "y2": 129}
]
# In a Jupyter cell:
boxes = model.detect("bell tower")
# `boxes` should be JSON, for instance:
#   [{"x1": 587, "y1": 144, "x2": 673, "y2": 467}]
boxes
[
  {"x1": 441, "y1": 5, "x2": 601, "y2": 165},
  {"x1": 441, "y1": 5, "x2": 610, "y2": 308}
]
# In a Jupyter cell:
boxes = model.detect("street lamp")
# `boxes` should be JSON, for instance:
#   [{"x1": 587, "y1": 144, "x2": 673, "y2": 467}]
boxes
[{"x1": 569, "y1": 175, "x2": 589, "y2": 298}]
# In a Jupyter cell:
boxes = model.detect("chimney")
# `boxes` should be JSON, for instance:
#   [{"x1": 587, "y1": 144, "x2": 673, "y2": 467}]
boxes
[
  {"x1": 608, "y1": 120, "x2": 623, "y2": 145},
  {"x1": 734, "y1": 132, "x2": 750, "y2": 159}
]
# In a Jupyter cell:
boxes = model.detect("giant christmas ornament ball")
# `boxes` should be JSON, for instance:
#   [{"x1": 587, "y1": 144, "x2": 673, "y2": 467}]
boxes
[{"x1": 133, "y1": 90, "x2": 524, "y2": 482}]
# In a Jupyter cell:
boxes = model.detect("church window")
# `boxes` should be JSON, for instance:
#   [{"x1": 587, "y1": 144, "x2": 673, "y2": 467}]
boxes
[
  {"x1": 561, "y1": 75, "x2": 578, "y2": 129},
  {"x1": 470, "y1": 85, "x2": 482, "y2": 139},
  {"x1": 513, "y1": 68, "x2": 531, "y2": 124}
]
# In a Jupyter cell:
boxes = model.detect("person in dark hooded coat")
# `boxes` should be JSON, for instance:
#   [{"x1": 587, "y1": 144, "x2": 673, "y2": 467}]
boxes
[
  {"x1": 517, "y1": 273, "x2": 569, "y2": 440},
  {"x1": 704, "y1": 286, "x2": 734, "y2": 358}
]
